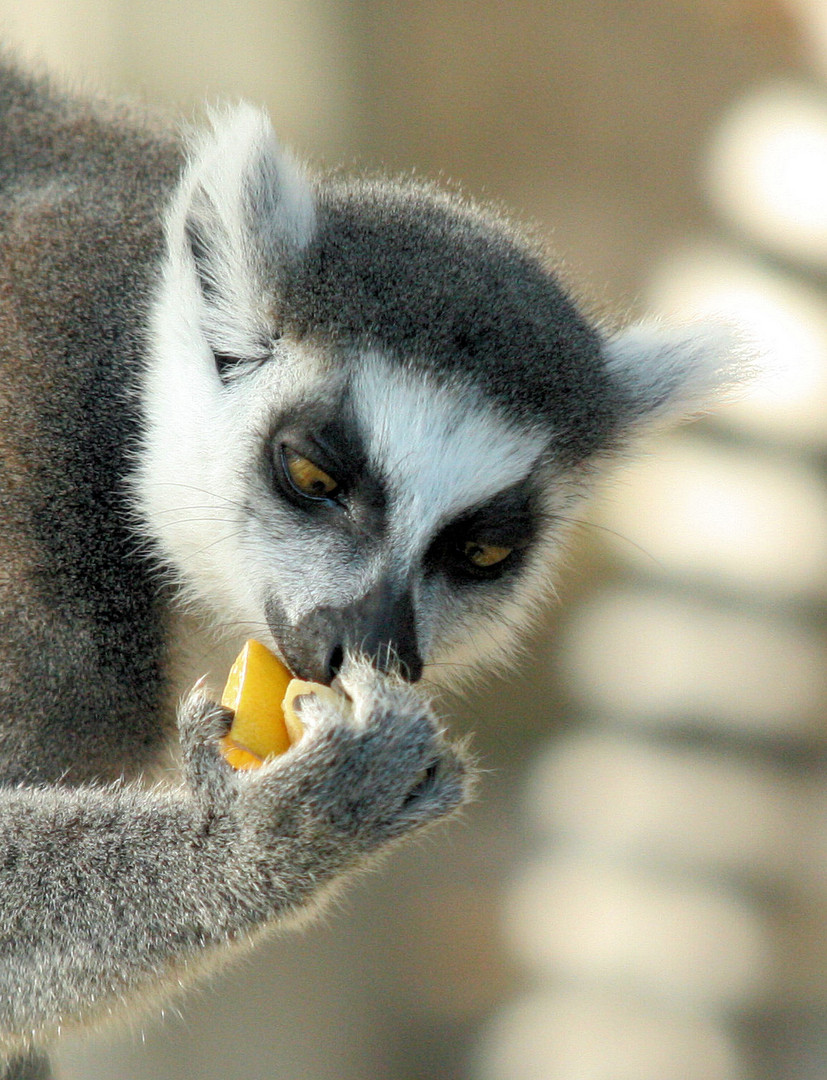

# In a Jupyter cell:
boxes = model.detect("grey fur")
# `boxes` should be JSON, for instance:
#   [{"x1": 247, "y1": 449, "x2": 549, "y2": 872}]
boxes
[
  {"x1": 0, "y1": 1052, "x2": 50, "y2": 1080},
  {"x1": 0, "y1": 57, "x2": 731, "y2": 1073},
  {"x1": 281, "y1": 178, "x2": 619, "y2": 460}
]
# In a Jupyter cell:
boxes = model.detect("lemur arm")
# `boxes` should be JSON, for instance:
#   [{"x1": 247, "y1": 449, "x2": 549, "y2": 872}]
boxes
[{"x1": 0, "y1": 666, "x2": 468, "y2": 1055}]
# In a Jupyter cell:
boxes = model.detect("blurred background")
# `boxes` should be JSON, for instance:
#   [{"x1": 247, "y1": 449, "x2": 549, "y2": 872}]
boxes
[{"x1": 4, "y1": 1, "x2": 827, "y2": 1077}]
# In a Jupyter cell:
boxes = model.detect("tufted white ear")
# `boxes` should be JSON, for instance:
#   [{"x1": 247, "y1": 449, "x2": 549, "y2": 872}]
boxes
[
  {"x1": 602, "y1": 319, "x2": 747, "y2": 428},
  {"x1": 165, "y1": 103, "x2": 316, "y2": 368}
]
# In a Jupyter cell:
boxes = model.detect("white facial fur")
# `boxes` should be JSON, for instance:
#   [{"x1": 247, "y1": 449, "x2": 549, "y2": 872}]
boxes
[
  {"x1": 134, "y1": 102, "x2": 322, "y2": 635},
  {"x1": 134, "y1": 291, "x2": 581, "y2": 680},
  {"x1": 354, "y1": 357, "x2": 543, "y2": 555},
  {"x1": 345, "y1": 358, "x2": 579, "y2": 670}
]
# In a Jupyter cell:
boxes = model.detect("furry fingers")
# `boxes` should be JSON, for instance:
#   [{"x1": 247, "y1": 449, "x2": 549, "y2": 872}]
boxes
[
  {"x1": 179, "y1": 656, "x2": 472, "y2": 882},
  {"x1": 0, "y1": 667, "x2": 468, "y2": 1055}
]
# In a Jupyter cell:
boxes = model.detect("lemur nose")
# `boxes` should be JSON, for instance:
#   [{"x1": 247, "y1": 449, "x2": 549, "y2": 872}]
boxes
[
  {"x1": 346, "y1": 581, "x2": 422, "y2": 681},
  {"x1": 288, "y1": 580, "x2": 424, "y2": 686}
]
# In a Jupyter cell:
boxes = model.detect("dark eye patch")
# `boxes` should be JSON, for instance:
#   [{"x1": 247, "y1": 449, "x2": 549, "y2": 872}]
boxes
[
  {"x1": 425, "y1": 480, "x2": 540, "y2": 582},
  {"x1": 265, "y1": 400, "x2": 369, "y2": 488},
  {"x1": 263, "y1": 400, "x2": 388, "y2": 531}
]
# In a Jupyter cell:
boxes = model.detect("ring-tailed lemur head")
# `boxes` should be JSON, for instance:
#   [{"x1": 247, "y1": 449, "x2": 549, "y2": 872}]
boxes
[{"x1": 136, "y1": 104, "x2": 733, "y2": 686}]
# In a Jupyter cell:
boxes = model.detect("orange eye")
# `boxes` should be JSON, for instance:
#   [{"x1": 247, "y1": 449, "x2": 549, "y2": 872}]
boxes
[
  {"x1": 463, "y1": 540, "x2": 513, "y2": 569},
  {"x1": 282, "y1": 447, "x2": 339, "y2": 500}
]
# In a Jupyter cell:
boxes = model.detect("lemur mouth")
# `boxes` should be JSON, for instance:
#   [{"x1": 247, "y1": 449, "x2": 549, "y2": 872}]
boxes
[
  {"x1": 273, "y1": 638, "x2": 331, "y2": 687},
  {"x1": 276, "y1": 643, "x2": 344, "y2": 692},
  {"x1": 278, "y1": 636, "x2": 422, "y2": 686}
]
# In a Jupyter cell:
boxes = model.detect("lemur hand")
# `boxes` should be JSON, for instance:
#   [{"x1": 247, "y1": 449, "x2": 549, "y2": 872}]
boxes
[
  {"x1": 0, "y1": 659, "x2": 470, "y2": 1053},
  {"x1": 178, "y1": 656, "x2": 472, "y2": 904}
]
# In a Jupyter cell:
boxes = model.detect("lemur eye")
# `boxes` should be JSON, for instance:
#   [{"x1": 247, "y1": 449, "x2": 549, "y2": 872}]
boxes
[
  {"x1": 281, "y1": 446, "x2": 340, "y2": 501},
  {"x1": 463, "y1": 540, "x2": 513, "y2": 569}
]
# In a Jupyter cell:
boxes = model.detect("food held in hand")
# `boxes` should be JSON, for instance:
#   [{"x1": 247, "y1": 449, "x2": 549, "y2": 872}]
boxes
[
  {"x1": 219, "y1": 639, "x2": 346, "y2": 770},
  {"x1": 220, "y1": 639, "x2": 300, "y2": 770}
]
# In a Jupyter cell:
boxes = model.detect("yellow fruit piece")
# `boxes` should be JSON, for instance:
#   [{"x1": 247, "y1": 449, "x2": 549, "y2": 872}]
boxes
[
  {"x1": 220, "y1": 738, "x2": 267, "y2": 771},
  {"x1": 283, "y1": 679, "x2": 346, "y2": 728},
  {"x1": 219, "y1": 640, "x2": 296, "y2": 769},
  {"x1": 218, "y1": 639, "x2": 351, "y2": 771}
]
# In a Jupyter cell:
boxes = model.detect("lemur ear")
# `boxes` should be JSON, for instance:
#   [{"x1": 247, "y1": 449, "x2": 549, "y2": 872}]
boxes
[
  {"x1": 602, "y1": 320, "x2": 746, "y2": 428},
  {"x1": 168, "y1": 103, "x2": 316, "y2": 376}
]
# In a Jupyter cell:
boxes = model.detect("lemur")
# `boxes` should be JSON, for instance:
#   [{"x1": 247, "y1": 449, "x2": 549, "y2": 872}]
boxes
[{"x1": 0, "y1": 58, "x2": 732, "y2": 1080}]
